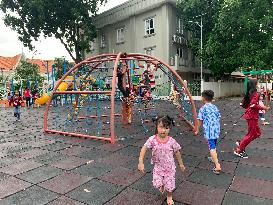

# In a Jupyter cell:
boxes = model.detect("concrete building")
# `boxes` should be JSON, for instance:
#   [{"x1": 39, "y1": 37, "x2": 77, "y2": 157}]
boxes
[{"x1": 88, "y1": 0, "x2": 210, "y2": 83}]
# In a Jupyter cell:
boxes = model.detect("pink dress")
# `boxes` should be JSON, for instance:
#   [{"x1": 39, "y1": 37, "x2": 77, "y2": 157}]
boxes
[{"x1": 144, "y1": 135, "x2": 181, "y2": 192}]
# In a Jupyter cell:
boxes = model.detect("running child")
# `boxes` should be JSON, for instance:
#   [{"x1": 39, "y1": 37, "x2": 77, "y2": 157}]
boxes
[
  {"x1": 12, "y1": 91, "x2": 23, "y2": 121},
  {"x1": 234, "y1": 79, "x2": 270, "y2": 158},
  {"x1": 195, "y1": 90, "x2": 221, "y2": 174},
  {"x1": 138, "y1": 115, "x2": 186, "y2": 205}
]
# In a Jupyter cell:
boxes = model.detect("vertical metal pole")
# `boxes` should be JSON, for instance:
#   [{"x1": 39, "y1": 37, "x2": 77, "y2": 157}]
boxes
[
  {"x1": 52, "y1": 65, "x2": 55, "y2": 89},
  {"x1": 200, "y1": 15, "x2": 204, "y2": 93},
  {"x1": 20, "y1": 78, "x2": 22, "y2": 95},
  {"x1": 46, "y1": 61, "x2": 49, "y2": 90},
  {"x1": 63, "y1": 60, "x2": 67, "y2": 74},
  {"x1": 12, "y1": 78, "x2": 14, "y2": 94}
]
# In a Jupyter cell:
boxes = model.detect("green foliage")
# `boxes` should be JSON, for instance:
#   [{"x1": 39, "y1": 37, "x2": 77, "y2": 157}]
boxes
[
  {"x1": 0, "y1": 87, "x2": 5, "y2": 100},
  {"x1": 54, "y1": 58, "x2": 66, "y2": 80},
  {"x1": 0, "y1": 0, "x2": 107, "y2": 63},
  {"x1": 178, "y1": 0, "x2": 273, "y2": 76},
  {"x1": 14, "y1": 61, "x2": 44, "y2": 88},
  {"x1": 187, "y1": 82, "x2": 201, "y2": 96},
  {"x1": 53, "y1": 58, "x2": 75, "y2": 80},
  {"x1": 178, "y1": 0, "x2": 222, "y2": 56}
]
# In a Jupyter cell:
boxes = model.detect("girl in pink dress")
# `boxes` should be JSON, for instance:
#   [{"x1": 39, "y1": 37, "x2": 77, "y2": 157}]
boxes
[{"x1": 138, "y1": 115, "x2": 186, "y2": 205}]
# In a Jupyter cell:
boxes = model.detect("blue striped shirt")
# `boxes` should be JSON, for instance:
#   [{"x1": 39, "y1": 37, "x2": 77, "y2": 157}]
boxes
[{"x1": 198, "y1": 103, "x2": 221, "y2": 139}]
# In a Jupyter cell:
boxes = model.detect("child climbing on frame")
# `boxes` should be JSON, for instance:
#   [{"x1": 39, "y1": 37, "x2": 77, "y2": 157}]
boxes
[
  {"x1": 170, "y1": 85, "x2": 181, "y2": 109},
  {"x1": 234, "y1": 79, "x2": 270, "y2": 158},
  {"x1": 142, "y1": 70, "x2": 151, "y2": 90},
  {"x1": 195, "y1": 90, "x2": 221, "y2": 174},
  {"x1": 123, "y1": 90, "x2": 135, "y2": 124},
  {"x1": 117, "y1": 64, "x2": 130, "y2": 98},
  {"x1": 138, "y1": 115, "x2": 186, "y2": 205},
  {"x1": 117, "y1": 62, "x2": 135, "y2": 124}
]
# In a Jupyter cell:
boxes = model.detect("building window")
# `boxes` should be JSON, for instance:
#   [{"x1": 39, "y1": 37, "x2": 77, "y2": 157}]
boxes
[
  {"x1": 177, "y1": 18, "x2": 184, "y2": 34},
  {"x1": 116, "y1": 28, "x2": 125, "y2": 43},
  {"x1": 100, "y1": 34, "x2": 106, "y2": 48},
  {"x1": 145, "y1": 18, "x2": 155, "y2": 35},
  {"x1": 177, "y1": 47, "x2": 188, "y2": 60},
  {"x1": 177, "y1": 47, "x2": 183, "y2": 58},
  {"x1": 145, "y1": 47, "x2": 155, "y2": 56}
]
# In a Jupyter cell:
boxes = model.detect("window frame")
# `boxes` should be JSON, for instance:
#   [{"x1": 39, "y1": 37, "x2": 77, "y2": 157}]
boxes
[
  {"x1": 177, "y1": 47, "x2": 183, "y2": 58},
  {"x1": 100, "y1": 34, "x2": 106, "y2": 48},
  {"x1": 116, "y1": 27, "x2": 125, "y2": 43},
  {"x1": 177, "y1": 18, "x2": 184, "y2": 34},
  {"x1": 145, "y1": 17, "x2": 155, "y2": 36}
]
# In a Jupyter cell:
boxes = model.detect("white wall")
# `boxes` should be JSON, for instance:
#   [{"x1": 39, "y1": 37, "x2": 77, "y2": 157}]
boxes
[
  {"x1": 259, "y1": 82, "x2": 273, "y2": 91},
  {"x1": 203, "y1": 81, "x2": 244, "y2": 99}
]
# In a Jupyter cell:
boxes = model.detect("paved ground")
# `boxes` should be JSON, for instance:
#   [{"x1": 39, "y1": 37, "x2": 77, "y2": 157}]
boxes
[{"x1": 0, "y1": 98, "x2": 273, "y2": 205}]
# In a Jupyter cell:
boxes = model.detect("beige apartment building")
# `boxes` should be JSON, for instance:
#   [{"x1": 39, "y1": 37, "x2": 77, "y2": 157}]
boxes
[{"x1": 88, "y1": 0, "x2": 210, "y2": 83}]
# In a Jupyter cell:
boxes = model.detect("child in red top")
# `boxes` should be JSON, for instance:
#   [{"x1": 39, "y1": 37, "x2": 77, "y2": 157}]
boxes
[
  {"x1": 12, "y1": 91, "x2": 23, "y2": 121},
  {"x1": 23, "y1": 87, "x2": 31, "y2": 107},
  {"x1": 234, "y1": 79, "x2": 270, "y2": 158}
]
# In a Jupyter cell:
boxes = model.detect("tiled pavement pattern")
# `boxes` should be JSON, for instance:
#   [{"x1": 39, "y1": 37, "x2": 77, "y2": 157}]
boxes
[{"x1": 0, "y1": 98, "x2": 273, "y2": 204}]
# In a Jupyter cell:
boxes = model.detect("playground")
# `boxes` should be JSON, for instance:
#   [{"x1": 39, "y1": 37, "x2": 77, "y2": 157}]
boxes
[
  {"x1": 0, "y1": 53, "x2": 272, "y2": 204},
  {"x1": 0, "y1": 98, "x2": 273, "y2": 204},
  {"x1": 35, "y1": 53, "x2": 197, "y2": 144}
]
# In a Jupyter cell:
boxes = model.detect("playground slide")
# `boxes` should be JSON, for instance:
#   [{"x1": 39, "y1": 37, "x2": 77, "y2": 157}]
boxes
[{"x1": 35, "y1": 78, "x2": 71, "y2": 105}]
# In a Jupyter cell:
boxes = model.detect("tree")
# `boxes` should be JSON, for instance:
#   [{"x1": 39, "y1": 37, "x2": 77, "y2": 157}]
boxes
[
  {"x1": 14, "y1": 61, "x2": 44, "y2": 89},
  {"x1": 178, "y1": 0, "x2": 273, "y2": 76},
  {"x1": 0, "y1": 0, "x2": 107, "y2": 63},
  {"x1": 205, "y1": 0, "x2": 273, "y2": 75},
  {"x1": 178, "y1": 0, "x2": 223, "y2": 57},
  {"x1": 54, "y1": 58, "x2": 66, "y2": 80}
]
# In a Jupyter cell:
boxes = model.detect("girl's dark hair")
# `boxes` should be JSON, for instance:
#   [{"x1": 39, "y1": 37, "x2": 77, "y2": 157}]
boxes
[
  {"x1": 242, "y1": 79, "x2": 257, "y2": 107},
  {"x1": 153, "y1": 115, "x2": 175, "y2": 134}
]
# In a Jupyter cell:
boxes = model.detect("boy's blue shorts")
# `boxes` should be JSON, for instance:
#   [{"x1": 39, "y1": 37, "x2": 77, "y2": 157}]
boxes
[{"x1": 206, "y1": 139, "x2": 217, "y2": 150}]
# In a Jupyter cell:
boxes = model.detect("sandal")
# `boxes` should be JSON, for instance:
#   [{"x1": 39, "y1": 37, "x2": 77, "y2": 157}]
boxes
[{"x1": 212, "y1": 167, "x2": 221, "y2": 175}]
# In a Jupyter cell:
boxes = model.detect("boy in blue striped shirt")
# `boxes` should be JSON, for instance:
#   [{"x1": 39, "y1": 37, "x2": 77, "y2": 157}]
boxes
[{"x1": 195, "y1": 90, "x2": 221, "y2": 174}]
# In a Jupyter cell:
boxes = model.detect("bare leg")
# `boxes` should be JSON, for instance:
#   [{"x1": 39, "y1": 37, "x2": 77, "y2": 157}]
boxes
[
  {"x1": 167, "y1": 192, "x2": 173, "y2": 205},
  {"x1": 210, "y1": 149, "x2": 221, "y2": 170},
  {"x1": 159, "y1": 186, "x2": 164, "y2": 194}
]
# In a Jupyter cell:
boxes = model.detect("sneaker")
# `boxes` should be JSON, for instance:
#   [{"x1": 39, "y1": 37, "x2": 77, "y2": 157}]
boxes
[
  {"x1": 235, "y1": 140, "x2": 241, "y2": 147},
  {"x1": 234, "y1": 150, "x2": 248, "y2": 159},
  {"x1": 262, "y1": 121, "x2": 270, "y2": 125},
  {"x1": 212, "y1": 167, "x2": 221, "y2": 175},
  {"x1": 120, "y1": 96, "x2": 125, "y2": 102}
]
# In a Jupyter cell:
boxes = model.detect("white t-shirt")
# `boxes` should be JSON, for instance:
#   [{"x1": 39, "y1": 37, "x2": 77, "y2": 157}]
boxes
[{"x1": 259, "y1": 100, "x2": 265, "y2": 114}]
